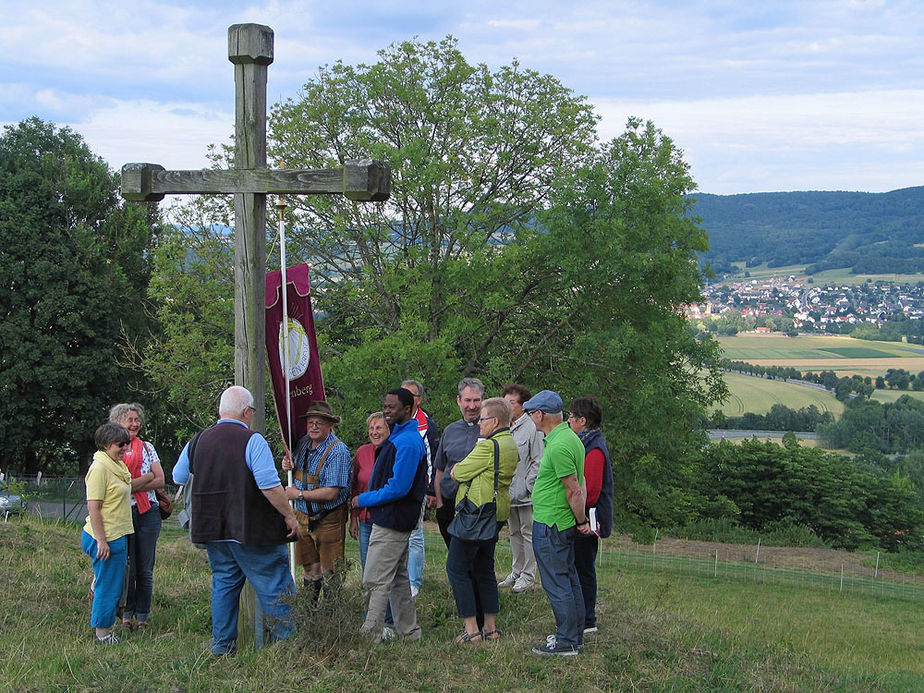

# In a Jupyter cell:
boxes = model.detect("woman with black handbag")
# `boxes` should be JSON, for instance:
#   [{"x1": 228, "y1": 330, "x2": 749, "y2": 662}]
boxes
[{"x1": 446, "y1": 397, "x2": 518, "y2": 643}]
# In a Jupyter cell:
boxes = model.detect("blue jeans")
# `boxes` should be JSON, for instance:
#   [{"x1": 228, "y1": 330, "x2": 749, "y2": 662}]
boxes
[
  {"x1": 407, "y1": 511, "x2": 425, "y2": 590},
  {"x1": 532, "y1": 521, "x2": 584, "y2": 647},
  {"x1": 125, "y1": 505, "x2": 161, "y2": 622},
  {"x1": 82, "y1": 531, "x2": 127, "y2": 629},
  {"x1": 446, "y1": 535, "x2": 500, "y2": 619},
  {"x1": 206, "y1": 541, "x2": 295, "y2": 655},
  {"x1": 574, "y1": 534, "x2": 598, "y2": 629},
  {"x1": 358, "y1": 520, "x2": 373, "y2": 573}
]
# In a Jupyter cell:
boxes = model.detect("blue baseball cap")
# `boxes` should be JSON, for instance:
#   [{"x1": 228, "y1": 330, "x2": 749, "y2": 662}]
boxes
[{"x1": 522, "y1": 390, "x2": 563, "y2": 414}]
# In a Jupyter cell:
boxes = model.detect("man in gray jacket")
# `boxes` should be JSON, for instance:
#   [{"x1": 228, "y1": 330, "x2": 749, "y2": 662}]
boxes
[{"x1": 498, "y1": 383, "x2": 544, "y2": 592}]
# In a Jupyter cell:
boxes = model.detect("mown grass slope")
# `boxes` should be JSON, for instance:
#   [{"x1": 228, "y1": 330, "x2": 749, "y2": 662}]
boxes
[{"x1": 2, "y1": 516, "x2": 922, "y2": 691}]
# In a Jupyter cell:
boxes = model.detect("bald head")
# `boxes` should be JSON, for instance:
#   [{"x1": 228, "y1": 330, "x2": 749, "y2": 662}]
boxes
[{"x1": 218, "y1": 386, "x2": 255, "y2": 422}]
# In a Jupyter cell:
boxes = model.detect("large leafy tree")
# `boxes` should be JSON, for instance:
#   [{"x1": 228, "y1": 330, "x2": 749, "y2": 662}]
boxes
[
  {"x1": 516, "y1": 119, "x2": 728, "y2": 527},
  {"x1": 0, "y1": 118, "x2": 157, "y2": 474},
  {"x1": 149, "y1": 39, "x2": 728, "y2": 527},
  {"x1": 268, "y1": 36, "x2": 599, "y2": 436}
]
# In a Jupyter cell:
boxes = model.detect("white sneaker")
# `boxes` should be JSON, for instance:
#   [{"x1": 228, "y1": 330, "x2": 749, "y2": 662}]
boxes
[
  {"x1": 498, "y1": 573, "x2": 518, "y2": 588},
  {"x1": 381, "y1": 626, "x2": 396, "y2": 641},
  {"x1": 410, "y1": 585, "x2": 420, "y2": 599},
  {"x1": 583, "y1": 626, "x2": 598, "y2": 635},
  {"x1": 512, "y1": 575, "x2": 534, "y2": 593}
]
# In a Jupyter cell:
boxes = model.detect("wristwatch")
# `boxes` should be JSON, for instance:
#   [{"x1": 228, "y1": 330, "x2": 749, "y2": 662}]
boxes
[{"x1": 577, "y1": 519, "x2": 589, "y2": 527}]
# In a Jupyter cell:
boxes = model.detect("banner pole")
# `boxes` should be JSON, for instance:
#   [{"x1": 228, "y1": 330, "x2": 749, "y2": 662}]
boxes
[{"x1": 275, "y1": 187, "x2": 297, "y2": 582}]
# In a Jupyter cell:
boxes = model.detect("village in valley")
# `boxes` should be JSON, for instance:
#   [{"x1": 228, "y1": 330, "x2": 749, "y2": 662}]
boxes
[{"x1": 687, "y1": 275, "x2": 924, "y2": 332}]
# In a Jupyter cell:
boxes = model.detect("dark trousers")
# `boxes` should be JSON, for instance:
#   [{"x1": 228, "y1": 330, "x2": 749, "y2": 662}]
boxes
[
  {"x1": 438, "y1": 498, "x2": 483, "y2": 628},
  {"x1": 125, "y1": 505, "x2": 162, "y2": 622},
  {"x1": 574, "y1": 534, "x2": 599, "y2": 629},
  {"x1": 436, "y1": 498, "x2": 455, "y2": 549},
  {"x1": 445, "y1": 535, "x2": 500, "y2": 620}
]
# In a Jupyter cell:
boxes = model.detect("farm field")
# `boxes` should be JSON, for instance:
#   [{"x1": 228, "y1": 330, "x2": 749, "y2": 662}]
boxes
[
  {"x1": 716, "y1": 372, "x2": 844, "y2": 417},
  {"x1": 721, "y1": 262, "x2": 924, "y2": 286},
  {"x1": 715, "y1": 333, "x2": 924, "y2": 415},
  {"x1": 718, "y1": 332, "x2": 924, "y2": 362},
  {"x1": 871, "y1": 388, "x2": 924, "y2": 404}
]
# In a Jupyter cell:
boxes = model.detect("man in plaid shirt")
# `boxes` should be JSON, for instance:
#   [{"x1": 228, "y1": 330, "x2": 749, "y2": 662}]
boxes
[{"x1": 283, "y1": 400, "x2": 352, "y2": 600}]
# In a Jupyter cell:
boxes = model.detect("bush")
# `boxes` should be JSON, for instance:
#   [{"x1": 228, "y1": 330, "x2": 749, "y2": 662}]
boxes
[
  {"x1": 285, "y1": 562, "x2": 365, "y2": 659},
  {"x1": 666, "y1": 518, "x2": 828, "y2": 548}
]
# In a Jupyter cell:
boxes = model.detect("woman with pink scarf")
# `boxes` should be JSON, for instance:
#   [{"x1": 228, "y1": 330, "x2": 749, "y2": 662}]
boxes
[{"x1": 109, "y1": 403, "x2": 165, "y2": 631}]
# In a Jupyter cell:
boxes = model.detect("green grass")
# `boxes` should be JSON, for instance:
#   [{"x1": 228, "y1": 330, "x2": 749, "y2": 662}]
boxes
[
  {"x1": 716, "y1": 372, "x2": 844, "y2": 417},
  {"x1": 609, "y1": 557, "x2": 924, "y2": 687},
  {"x1": 3, "y1": 516, "x2": 923, "y2": 690}
]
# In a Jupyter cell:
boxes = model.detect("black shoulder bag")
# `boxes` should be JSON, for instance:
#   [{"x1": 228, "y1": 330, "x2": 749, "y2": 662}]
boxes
[{"x1": 447, "y1": 438, "x2": 500, "y2": 542}]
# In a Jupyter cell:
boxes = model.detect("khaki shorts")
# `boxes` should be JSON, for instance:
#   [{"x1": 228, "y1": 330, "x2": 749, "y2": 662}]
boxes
[{"x1": 294, "y1": 503, "x2": 348, "y2": 572}]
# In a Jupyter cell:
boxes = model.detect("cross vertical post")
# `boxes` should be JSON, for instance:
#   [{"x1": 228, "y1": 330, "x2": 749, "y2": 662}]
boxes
[
  {"x1": 228, "y1": 23, "x2": 272, "y2": 433},
  {"x1": 121, "y1": 21, "x2": 390, "y2": 654}
]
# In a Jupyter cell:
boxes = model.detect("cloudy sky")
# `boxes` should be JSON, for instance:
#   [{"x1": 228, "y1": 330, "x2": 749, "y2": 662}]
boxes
[{"x1": 2, "y1": 0, "x2": 923, "y2": 195}]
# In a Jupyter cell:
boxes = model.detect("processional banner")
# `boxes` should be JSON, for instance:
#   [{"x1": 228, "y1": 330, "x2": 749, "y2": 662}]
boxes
[{"x1": 265, "y1": 263, "x2": 325, "y2": 451}]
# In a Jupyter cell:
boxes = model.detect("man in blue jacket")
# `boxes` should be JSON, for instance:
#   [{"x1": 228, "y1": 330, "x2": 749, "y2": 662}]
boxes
[{"x1": 352, "y1": 387, "x2": 427, "y2": 642}]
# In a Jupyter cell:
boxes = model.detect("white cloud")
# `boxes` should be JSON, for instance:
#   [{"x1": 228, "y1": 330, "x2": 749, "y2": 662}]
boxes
[
  {"x1": 74, "y1": 99, "x2": 233, "y2": 172},
  {"x1": 4, "y1": 0, "x2": 924, "y2": 194},
  {"x1": 595, "y1": 89, "x2": 924, "y2": 193}
]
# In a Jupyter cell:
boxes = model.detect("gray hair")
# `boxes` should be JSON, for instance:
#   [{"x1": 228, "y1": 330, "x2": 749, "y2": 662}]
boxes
[
  {"x1": 481, "y1": 397, "x2": 513, "y2": 428},
  {"x1": 109, "y1": 402, "x2": 145, "y2": 425},
  {"x1": 366, "y1": 411, "x2": 388, "y2": 428},
  {"x1": 218, "y1": 386, "x2": 254, "y2": 417},
  {"x1": 458, "y1": 377, "x2": 485, "y2": 397},
  {"x1": 401, "y1": 379, "x2": 425, "y2": 399}
]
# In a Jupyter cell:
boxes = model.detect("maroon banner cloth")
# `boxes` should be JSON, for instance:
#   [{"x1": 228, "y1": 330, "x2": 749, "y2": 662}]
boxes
[{"x1": 265, "y1": 264, "x2": 325, "y2": 452}]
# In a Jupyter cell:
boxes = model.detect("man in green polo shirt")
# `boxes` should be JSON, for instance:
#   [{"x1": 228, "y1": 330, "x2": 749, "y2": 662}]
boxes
[{"x1": 525, "y1": 389, "x2": 594, "y2": 657}]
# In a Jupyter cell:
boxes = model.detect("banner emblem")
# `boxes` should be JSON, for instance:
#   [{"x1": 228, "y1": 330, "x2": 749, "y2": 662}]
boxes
[{"x1": 279, "y1": 318, "x2": 311, "y2": 380}]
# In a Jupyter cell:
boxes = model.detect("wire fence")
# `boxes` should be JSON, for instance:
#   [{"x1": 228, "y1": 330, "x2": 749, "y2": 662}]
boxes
[
  {"x1": 596, "y1": 537, "x2": 924, "y2": 603},
  {"x1": 10, "y1": 476, "x2": 924, "y2": 603},
  {"x1": 12, "y1": 476, "x2": 180, "y2": 523}
]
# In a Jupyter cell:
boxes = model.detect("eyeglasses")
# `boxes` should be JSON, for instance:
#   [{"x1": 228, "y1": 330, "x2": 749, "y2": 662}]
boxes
[
  {"x1": 477, "y1": 415, "x2": 496, "y2": 422},
  {"x1": 527, "y1": 410, "x2": 542, "y2": 417},
  {"x1": 244, "y1": 406, "x2": 256, "y2": 414}
]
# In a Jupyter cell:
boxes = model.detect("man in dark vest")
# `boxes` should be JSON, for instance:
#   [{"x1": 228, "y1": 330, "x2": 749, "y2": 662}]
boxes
[
  {"x1": 351, "y1": 387, "x2": 427, "y2": 643},
  {"x1": 172, "y1": 386, "x2": 298, "y2": 656}
]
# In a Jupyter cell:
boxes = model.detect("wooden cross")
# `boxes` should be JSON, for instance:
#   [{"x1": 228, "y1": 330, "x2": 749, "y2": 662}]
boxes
[{"x1": 121, "y1": 23, "x2": 389, "y2": 431}]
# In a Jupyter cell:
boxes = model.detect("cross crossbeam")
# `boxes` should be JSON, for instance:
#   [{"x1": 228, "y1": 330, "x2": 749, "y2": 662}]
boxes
[{"x1": 121, "y1": 161, "x2": 390, "y2": 201}]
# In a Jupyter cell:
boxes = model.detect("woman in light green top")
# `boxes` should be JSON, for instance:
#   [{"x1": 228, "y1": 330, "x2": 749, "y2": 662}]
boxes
[{"x1": 447, "y1": 397, "x2": 518, "y2": 643}]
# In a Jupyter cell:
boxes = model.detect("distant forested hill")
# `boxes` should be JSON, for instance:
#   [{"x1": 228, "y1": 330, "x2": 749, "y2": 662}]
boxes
[{"x1": 690, "y1": 187, "x2": 924, "y2": 275}]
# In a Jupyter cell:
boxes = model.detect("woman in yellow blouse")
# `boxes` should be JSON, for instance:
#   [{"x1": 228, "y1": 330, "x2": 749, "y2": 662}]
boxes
[{"x1": 81, "y1": 423, "x2": 153, "y2": 644}]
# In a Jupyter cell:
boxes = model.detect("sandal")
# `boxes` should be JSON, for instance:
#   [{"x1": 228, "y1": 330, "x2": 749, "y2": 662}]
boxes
[
  {"x1": 454, "y1": 630, "x2": 483, "y2": 643},
  {"x1": 483, "y1": 629, "x2": 503, "y2": 640},
  {"x1": 122, "y1": 619, "x2": 134, "y2": 631},
  {"x1": 135, "y1": 621, "x2": 147, "y2": 631}
]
